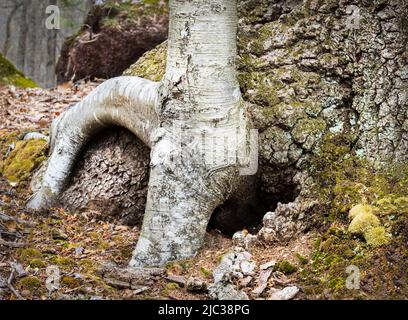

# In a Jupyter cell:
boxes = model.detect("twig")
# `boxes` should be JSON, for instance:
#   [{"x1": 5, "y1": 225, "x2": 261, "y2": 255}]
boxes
[
  {"x1": 7, "y1": 269, "x2": 24, "y2": 300},
  {"x1": 0, "y1": 211, "x2": 36, "y2": 226},
  {"x1": 0, "y1": 238, "x2": 26, "y2": 248}
]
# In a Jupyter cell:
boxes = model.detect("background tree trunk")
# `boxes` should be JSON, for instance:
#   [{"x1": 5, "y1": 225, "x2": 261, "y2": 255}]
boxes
[
  {"x1": 0, "y1": 0, "x2": 92, "y2": 87},
  {"x1": 16, "y1": 0, "x2": 28, "y2": 71}
]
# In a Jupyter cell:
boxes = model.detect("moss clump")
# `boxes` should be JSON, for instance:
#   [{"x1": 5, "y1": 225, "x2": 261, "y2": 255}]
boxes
[
  {"x1": 61, "y1": 276, "x2": 82, "y2": 289},
  {"x1": 16, "y1": 276, "x2": 42, "y2": 293},
  {"x1": 348, "y1": 212, "x2": 380, "y2": 235},
  {"x1": 49, "y1": 256, "x2": 76, "y2": 270},
  {"x1": 274, "y1": 260, "x2": 298, "y2": 274},
  {"x1": 0, "y1": 53, "x2": 37, "y2": 88},
  {"x1": 349, "y1": 204, "x2": 374, "y2": 220},
  {"x1": 296, "y1": 253, "x2": 309, "y2": 265},
  {"x1": 165, "y1": 282, "x2": 180, "y2": 291},
  {"x1": 1, "y1": 138, "x2": 48, "y2": 185},
  {"x1": 199, "y1": 266, "x2": 212, "y2": 279},
  {"x1": 18, "y1": 248, "x2": 43, "y2": 263},
  {"x1": 123, "y1": 41, "x2": 167, "y2": 81},
  {"x1": 29, "y1": 258, "x2": 47, "y2": 268},
  {"x1": 364, "y1": 226, "x2": 391, "y2": 247}
]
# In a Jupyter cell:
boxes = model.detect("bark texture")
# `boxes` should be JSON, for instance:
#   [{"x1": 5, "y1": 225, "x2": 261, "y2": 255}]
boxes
[
  {"x1": 29, "y1": 0, "x2": 253, "y2": 267},
  {"x1": 60, "y1": 127, "x2": 149, "y2": 226},
  {"x1": 30, "y1": 0, "x2": 408, "y2": 262}
]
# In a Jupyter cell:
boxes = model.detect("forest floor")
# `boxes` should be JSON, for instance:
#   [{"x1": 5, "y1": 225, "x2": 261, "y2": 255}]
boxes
[
  {"x1": 0, "y1": 82, "x2": 314, "y2": 300},
  {"x1": 1, "y1": 82, "x2": 405, "y2": 300}
]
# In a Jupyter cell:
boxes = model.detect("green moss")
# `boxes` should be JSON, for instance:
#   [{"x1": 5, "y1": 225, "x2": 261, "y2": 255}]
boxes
[
  {"x1": 49, "y1": 256, "x2": 76, "y2": 269},
  {"x1": 274, "y1": 260, "x2": 298, "y2": 274},
  {"x1": 18, "y1": 248, "x2": 43, "y2": 263},
  {"x1": 165, "y1": 282, "x2": 180, "y2": 290},
  {"x1": 199, "y1": 266, "x2": 212, "y2": 279},
  {"x1": 296, "y1": 253, "x2": 309, "y2": 265},
  {"x1": 1, "y1": 138, "x2": 48, "y2": 185},
  {"x1": 78, "y1": 258, "x2": 98, "y2": 274},
  {"x1": 348, "y1": 212, "x2": 380, "y2": 235},
  {"x1": 61, "y1": 276, "x2": 82, "y2": 289},
  {"x1": 349, "y1": 204, "x2": 374, "y2": 220},
  {"x1": 16, "y1": 276, "x2": 42, "y2": 293},
  {"x1": 29, "y1": 258, "x2": 47, "y2": 268},
  {"x1": 123, "y1": 42, "x2": 167, "y2": 81},
  {"x1": 0, "y1": 53, "x2": 37, "y2": 88},
  {"x1": 292, "y1": 118, "x2": 326, "y2": 144},
  {"x1": 364, "y1": 226, "x2": 391, "y2": 247}
]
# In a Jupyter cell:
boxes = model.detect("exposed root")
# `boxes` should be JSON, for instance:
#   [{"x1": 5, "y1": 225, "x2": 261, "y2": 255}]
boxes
[{"x1": 27, "y1": 76, "x2": 159, "y2": 211}]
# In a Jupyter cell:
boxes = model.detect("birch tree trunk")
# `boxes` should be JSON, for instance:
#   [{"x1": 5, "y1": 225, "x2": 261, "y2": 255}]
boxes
[
  {"x1": 28, "y1": 0, "x2": 253, "y2": 267},
  {"x1": 129, "y1": 0, "x2": 251, "y2": 267}
]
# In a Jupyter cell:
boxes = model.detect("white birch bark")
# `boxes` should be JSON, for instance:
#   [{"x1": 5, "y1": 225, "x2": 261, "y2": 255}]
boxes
[
  {"x1": 129, "y1": 0, "x2": 251, "y2": 267},
  {"x1": 27, "y1": 76, "x2": 159, "y2": 210},
  {"x1": 28, "y1": 0, "x2": 252, "y2": 267}
]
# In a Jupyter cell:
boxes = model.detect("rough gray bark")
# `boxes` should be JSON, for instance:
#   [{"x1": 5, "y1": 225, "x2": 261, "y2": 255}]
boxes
[{"x1": 60, "y1": 127, "x2": 149, "y2": 226}]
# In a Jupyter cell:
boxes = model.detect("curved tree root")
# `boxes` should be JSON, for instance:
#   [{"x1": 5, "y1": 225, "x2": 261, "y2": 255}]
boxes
[{"x1": 27, "y1": 76, "x2": 159, "y2": 211}]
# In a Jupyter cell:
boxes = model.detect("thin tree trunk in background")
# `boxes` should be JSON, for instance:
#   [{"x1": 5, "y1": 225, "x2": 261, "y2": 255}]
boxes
[
  {"x1": 46, "y1": 0, "x2": 57, "y2": 87},
  {"x1": 2, "y1": 1, "x2": 23, "y2": 56},
  {"x1": 25, "y1": 0, "x2": 39, "y2": 82},
  {"x1": 16, "y1": 0, "x2": 28, "y2": 71}
]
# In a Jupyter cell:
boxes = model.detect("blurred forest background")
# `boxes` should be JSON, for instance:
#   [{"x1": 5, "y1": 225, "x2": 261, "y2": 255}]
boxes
[{"x1": 0, "y1": 0, "x2": 92, "y2": 88}]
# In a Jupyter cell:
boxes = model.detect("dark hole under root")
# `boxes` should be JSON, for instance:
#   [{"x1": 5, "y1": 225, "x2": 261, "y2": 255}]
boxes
[
  {"x1": 208, "y1": 182, "x2": 299, "y2": 237},
  {"x1": 60, "y1": 126, "x2": 300, "y2": 238}
]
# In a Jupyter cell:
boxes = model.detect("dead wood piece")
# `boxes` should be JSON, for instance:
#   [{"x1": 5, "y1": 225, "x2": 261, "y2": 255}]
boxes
[
  {"x1": 165, "y1": 275, "x2": 187, "y2": 287},
  {"x1": 0, "y1": 211, "x2": 36, "y2": 226},
  {"x1": 98, "y1": 262, "x2": 164, "y2": 288},
  {"x1": 0, "y1": 238, "x2": 26, "y2": 248},
  {"x1": 7, "y1": 269, "x2": 24, "y2": 300}
]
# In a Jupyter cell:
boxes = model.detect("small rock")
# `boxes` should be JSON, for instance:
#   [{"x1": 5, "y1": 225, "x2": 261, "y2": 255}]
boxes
[
  {"x1": 260, "y1": 260, "x2": 276, "y2": 270},
  {"x1": 186, "y1": 277, "x2": 207, "y2": 293},
  {"x1": 9, "y1": 262, "x2": 27, "y2": 278},
  {"x1": 23, "y1": 132, "x2": 49, "y2": 141},
  {"x1": 21, "y1": 290, "x2": 31, "y2": 297},
  {"x1": 240, "y1": 260, "x2": 256, "y2": 275},
  {"x1": 252, "y1": 269, "x2": 273, "y2": 297},
  {"x1": 165, "y1": 275, "x2": 186, "y2": 287},
  {"x1": 208, "y1": 282, "x2": 249, "y2": 300},
  {"x1": 52, "y1": 229, "x2": 68, "y2": 240},
  {"x1": 269, "y1": 286, "x2": 299, "y2": 300},
  {"x1": 74, "y1": 247, "x2": 84, "y2": 256},
  {"x1": 0, "y1": 277, "x2": 8, "y2": 288},
  {"x1": 239, "y1": 276, "x2": 252, "y2": 287},
  {"x1": 232, "y1": 231, "x2": 257, "y2": 250}
]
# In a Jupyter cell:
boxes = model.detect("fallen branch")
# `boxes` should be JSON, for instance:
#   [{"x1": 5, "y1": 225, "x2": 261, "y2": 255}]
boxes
[
  {"x1": 98, "y1": 262, "x2": 164, "y2": 289},
  {"x1": 7, "y1": 269, "x2": 24, "y2": 300},
  {"x1": 0, "y1": 238, "x2": 26, "y2": 248},
  {"x1": 0, "y1": 211, "x2": 36, "y2": 226}
]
